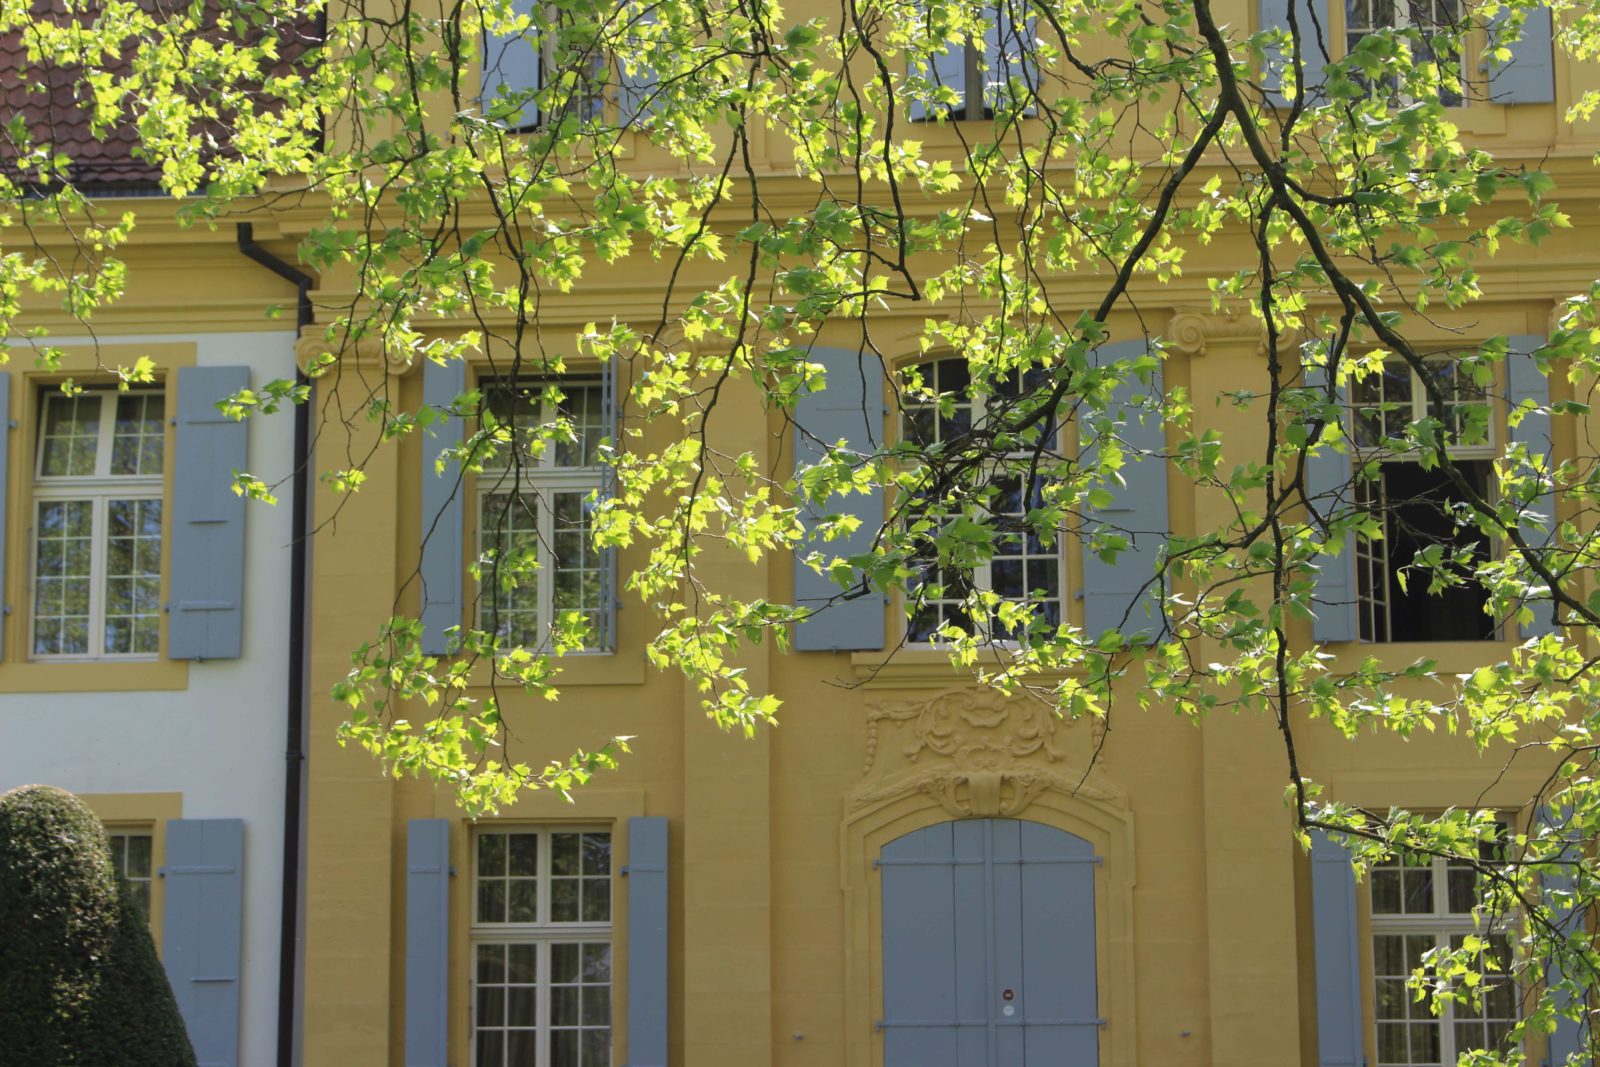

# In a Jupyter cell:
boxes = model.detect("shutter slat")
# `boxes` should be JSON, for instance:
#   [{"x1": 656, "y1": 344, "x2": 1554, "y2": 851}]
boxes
[
  {"x1": 163, "y1": 818, "x2": 244, "y2": 1067},
  {"x1": 481, "y1": 0, "x2": 541, "y2": 129},
  {"x1": 792, "y1": 346, "x2": 885, "y2": 651},
  {"x1": 0, "y1": 371, "x2": 9, "y2": 663},
  {"x1": 1491, "y1": 8, "x2": 1555, "y2": 105},
  {"x1": 405, "y1": 819, "x2": 451, "y2": 1067},
  {"x1": 1304, "y1": 363, "x2": 1359, "y2": 643},
  {"x1": 170, "y1": 366, "x2": 249, "y2": 660},
  {"x1": 420, "y1": 359, "x2": 466, "y2": 655},
  {"x1": 1538, "y1": 805, "x2": 1584, "y2": 1064},
  {"x1": 1081, "y1": 340, "x2": 1169, "y2": 640},
  {"x1": 1260, "y1": 0, "x2": 1330, "y2": 107},
  {"x1": 626, "y1": 816, "x2": 669, "y2": 1067},
  {"x1": 1508, "y1": 336, "x2": 1556, "y2": 638},
  {"x1": 1310, "y1": 830, "x2": 1365, "y2": 1067}
]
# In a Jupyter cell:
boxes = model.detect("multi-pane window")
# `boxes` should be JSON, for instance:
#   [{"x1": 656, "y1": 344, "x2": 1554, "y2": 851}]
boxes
[
  {"x1": 1351, "y1": 359, "x2": 1495, "y2": 642},
  {"x1": 471, "y1": 828, "x2": 613, "y2": 1067},
  {"x1": 107, "y1": 830, "x2": 154, "y2": 920},
  {"x1": 31, "y1": 391, "x2": 165, "y2": 658},
  {"x1": 1346, "y1": 0, "x2": 1465, "y2": 106},
  {"x1": 477, "y1": 379, "x2": 607, "y2": 651},
  {"x1": 909, "y1": 0, "x2": 1038, "y2": 121},
  {"x1": 1371, "y1": 844, "x2": 1518, "y2": 1065},
  {"x1": 899, "y1": 357, "x2": 1062, "y2": 643}
]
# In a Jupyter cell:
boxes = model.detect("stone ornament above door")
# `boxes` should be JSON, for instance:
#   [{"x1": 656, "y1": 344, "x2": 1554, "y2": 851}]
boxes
[{"x1": 853, "y1": 687, "x2": 1115, "y2": 819}]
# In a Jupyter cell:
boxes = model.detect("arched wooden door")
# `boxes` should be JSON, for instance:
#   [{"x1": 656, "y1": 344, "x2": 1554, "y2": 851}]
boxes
[{"x1": 878, "y1": 818, "x2": 1101, "y2": 1066}]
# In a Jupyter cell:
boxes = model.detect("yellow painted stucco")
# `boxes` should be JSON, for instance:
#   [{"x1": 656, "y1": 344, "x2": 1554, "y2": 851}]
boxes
[{"x1": 4, "y1": 0, "x2": 1595, "y2": 1063}]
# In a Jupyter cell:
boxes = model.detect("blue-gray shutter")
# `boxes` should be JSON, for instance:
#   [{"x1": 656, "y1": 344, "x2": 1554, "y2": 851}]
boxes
[
  {"x1": 0, "y1": 371, "x2": 9, "y2": 663},
  {"x1": 170, "y1": 366, "x2": 249, "y2": 660},
  {"x1": 1508, "y1": 336, "x2": 1556, "y2": 639},
  {"x1": 909, "y1": 7, "x2": 970, "y2": 122},
  {"x1": 420, "y1": 358, "x2": 466, "y2": 655},
  {"x1": 482, "y1": 0, "x2": 541, "y2": 128},
  {"x1": 163, "y1": 818, "x2": 244, "y2": 1067},
  {"x1": 986, "y1": 0, "x2": 1038, "y2": 117},
  {"x1": 1490, "y1": 8, "x2": 1555, "y2": 105},
  {"x1": 617, "y1": 13, "x2": 659, "y2": 126},
  {"x1": 1081, "y1": 340, "x2": 1168, "y2": 640},
  {"x1": 405, "y1": 819, "x2": 450, "y2": 1067},
  {"x1": 1310, "y1": 830, "x2": 1366, "y2": 1067},
  {"x1": 879, "y1": 819, "x2": 1102, "y2": 1066},
  {"x1": 596, "y1": 357, "x2": 620, "y2": 652},
  {"x1": 1305, "y1": 363, "x2": 1359, "y2": 642},
  {"x1": 625, "y1": 816, "x2": 668, "y2": 1067},
  {"x1": 792, "y1": 346, "x2": 885, "y2": 651},
  {"x1": 1260, "y1": 0, "x2": 1330, "y2": 107},
  {"x1": 1538, "y1": 805, "x2": 1584, "y2": 1065}
]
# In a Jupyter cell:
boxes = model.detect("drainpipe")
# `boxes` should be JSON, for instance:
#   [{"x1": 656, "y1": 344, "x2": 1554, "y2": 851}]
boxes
[{"x1": 235, "y1": 222, "x2": 313, "y2": 1067}]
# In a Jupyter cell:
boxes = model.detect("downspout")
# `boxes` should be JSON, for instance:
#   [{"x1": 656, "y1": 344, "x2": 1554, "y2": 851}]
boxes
[{"x1": 235, "y1": 222, "x2": 313, "y2": 1067}]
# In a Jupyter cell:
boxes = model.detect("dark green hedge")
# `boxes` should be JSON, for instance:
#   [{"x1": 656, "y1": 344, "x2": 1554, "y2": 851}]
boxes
[{"x1": 0, "y1": 784, "x2": 196, "y2": 1067}]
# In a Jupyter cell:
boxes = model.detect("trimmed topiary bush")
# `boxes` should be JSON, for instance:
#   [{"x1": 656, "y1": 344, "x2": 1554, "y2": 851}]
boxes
[
  {"x1": 0, "y1": 784, "x2": 196, "y2": 1067},
  {"x1": 82, "y1": 889, "x2": 198, "y2": 1066}
]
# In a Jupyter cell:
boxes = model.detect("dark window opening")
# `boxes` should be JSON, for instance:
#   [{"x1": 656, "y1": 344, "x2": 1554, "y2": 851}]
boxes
[{"x1": 1358, "y1": 459, "x2": 1495, "y2": 642}]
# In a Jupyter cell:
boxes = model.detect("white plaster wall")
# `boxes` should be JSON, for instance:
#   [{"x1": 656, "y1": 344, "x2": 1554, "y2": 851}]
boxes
[{"x1": 0, "y1": 329, "x2": 300, "y2": 1067}]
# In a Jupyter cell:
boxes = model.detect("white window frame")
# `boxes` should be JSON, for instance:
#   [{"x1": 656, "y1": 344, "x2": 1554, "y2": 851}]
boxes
[
  {"x1": 1369, "y1": 844, "x2": 1521, "y2": 1066},
  {"x1": 469, "y1": 825, "x2": 615, "y2": 1067},
  {"x1": 475, "y1": 377, "x2": 607, "y2": 653},
  {"x1": 1351, "y1": 357, "x2": 1496, "y2": 643},
  {"x1": 1345, "y1": 0, "x2": 1468, "y2": 107},
  {"x1": 898, "y1": 356, "x2": 1065, "y2": 647},
  {"x1": 29, "y1": 389, "x2": 165, "y2": 661},
  {"x1": 107, "y1": 828, "x2": 155, "y2": 922}
]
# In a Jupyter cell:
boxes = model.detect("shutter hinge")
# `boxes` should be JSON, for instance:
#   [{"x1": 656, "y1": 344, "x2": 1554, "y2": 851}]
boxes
[{"x1": 620, "y1": 863, "x2": 665, "y2": 876}]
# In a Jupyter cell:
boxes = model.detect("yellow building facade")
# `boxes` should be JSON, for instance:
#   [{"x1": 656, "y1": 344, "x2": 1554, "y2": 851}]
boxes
[
  {"x1": 287, "y1": 2, "x2": 1600, "y2": 1056},
  {"x1": 4, "y1": 0, "x2": 1598, "y2": 1065}
]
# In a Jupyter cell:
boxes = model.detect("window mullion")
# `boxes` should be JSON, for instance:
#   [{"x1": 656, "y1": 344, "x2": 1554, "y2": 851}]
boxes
[
  {"x1": 539, "y1": 482, "x2": 557, "y2": 639},
  {"x1": 90, "y1": 493, "x2": 108, "y2": 658}
]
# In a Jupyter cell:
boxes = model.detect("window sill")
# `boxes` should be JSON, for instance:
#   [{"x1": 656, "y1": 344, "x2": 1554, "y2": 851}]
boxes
[
  {"x1": 847, "y1": 646, "x2": 1088, "y2": 689},
  {"x1": 1315, "y1": 637, "x2": 1513, "y2": 674},
  {"x1": 0, "y1": 657, "x2": 189, "y2": 693},
  {"x1": 460, "y1": 646, "x2": 647, "y2": 690}
]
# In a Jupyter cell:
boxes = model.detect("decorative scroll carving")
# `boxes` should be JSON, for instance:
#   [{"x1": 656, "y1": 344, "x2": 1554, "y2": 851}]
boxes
[
  {"x1": 862, "y1": 687, "x2": 1075, "y2": 773},
  {"x1": 1163, "y1": 307, "x2": 1264, "y2": 358},
  {"x1": 856, "y1": 687, "x2": 1110, "y2": 818}
]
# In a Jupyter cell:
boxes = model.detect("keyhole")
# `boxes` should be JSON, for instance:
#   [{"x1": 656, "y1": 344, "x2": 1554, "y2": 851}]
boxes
[{"x1": 1001, "y1": 988, "x2": 1015, "y2": 1001}]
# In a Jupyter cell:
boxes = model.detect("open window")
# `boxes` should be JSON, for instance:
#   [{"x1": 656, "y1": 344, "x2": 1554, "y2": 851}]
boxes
[{"x1": 1351, "y1": 359, "x2": 1497, "y2": 643}]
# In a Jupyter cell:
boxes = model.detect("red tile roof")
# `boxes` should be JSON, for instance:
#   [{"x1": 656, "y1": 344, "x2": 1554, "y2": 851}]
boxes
[{"x1": 1, "y1": 1, "x2": 320, "y2": 192}]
